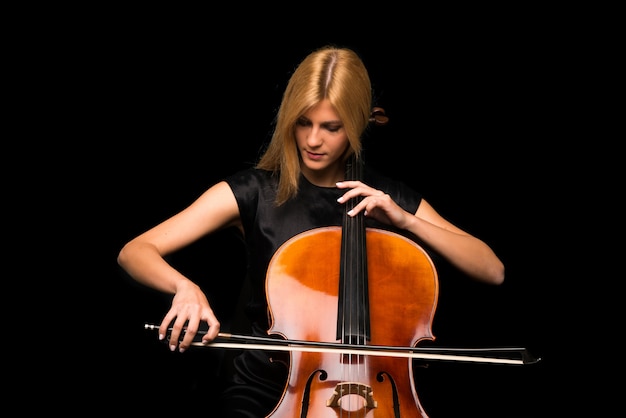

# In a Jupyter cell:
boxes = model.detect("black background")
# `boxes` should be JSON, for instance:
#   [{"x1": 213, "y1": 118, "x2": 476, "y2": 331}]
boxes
[{"x1": 47, "y1": 17, "x2": 563, "y2": 417}]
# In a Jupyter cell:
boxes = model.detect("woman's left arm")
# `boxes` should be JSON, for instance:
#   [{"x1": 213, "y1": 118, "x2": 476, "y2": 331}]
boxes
[{"x1": 337, "y1": 181, "x2": 504, "y2": 285}]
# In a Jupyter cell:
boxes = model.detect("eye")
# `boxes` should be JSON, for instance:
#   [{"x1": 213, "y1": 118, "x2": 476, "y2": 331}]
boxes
[
  {"x1": 324, "y1": 123, "x2": 342, "y2": 133},
  {"x1": 296, "y1": 117, "x2": 311, "y2": 127}
]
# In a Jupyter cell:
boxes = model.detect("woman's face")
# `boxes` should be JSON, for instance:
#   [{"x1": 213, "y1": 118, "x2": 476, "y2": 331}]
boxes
[{"x1": 295, "y1": 99, "x2": 350, "y2": 186}]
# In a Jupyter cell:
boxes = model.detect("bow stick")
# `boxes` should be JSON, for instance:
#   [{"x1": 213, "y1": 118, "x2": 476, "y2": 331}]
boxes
[{"x1": 144, "y1": 324, "x2": 541, "y2": 365}]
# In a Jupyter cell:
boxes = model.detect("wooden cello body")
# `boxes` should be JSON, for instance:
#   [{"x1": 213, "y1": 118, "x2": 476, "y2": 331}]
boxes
[{"x1": 265, "y1": 219, "x2": 438, "y2": 417}]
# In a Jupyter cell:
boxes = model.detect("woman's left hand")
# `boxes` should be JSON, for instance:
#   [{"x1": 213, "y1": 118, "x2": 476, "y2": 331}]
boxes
[{"x1": 336, "y1": 180, "x2": 411, "y2": 229}]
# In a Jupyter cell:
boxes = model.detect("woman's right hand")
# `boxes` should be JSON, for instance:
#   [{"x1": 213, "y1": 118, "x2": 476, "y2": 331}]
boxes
[{"x1": 158, "y1": 279, "x2": 221, "y2": 353}]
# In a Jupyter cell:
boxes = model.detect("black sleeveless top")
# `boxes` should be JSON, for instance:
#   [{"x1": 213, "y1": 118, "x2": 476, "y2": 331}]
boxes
[{"x1": 224, "y1": 166, "x2": 423, "y2": 333}]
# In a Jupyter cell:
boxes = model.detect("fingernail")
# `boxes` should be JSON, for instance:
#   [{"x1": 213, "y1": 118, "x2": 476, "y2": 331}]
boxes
[
  {"x1": 169, "y1": 345, "x2": 176, "y2": 351},
  {"x1": 159, "y1": 334, "x2": 164, "y2": 341}
]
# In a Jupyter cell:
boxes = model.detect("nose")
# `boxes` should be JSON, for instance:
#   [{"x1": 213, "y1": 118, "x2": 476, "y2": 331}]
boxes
[{"x1": 306, "y1": 125, "x2": 323, "y2": 147}]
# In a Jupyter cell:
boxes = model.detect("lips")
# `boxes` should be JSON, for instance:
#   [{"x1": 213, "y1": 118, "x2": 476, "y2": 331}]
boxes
[{"x1": 305, "y1": 151, "x2": 323, "y2": 161}]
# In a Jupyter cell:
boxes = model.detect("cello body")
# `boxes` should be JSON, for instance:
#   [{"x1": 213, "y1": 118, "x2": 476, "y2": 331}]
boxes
[{"x1": 265, "y1": 226, "x2": 438, "y2": 418}]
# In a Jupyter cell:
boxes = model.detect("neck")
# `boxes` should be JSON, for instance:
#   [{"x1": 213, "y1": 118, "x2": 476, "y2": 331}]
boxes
[{"x1": 301, "y1": 163, "x2": 346, "y2": 188}]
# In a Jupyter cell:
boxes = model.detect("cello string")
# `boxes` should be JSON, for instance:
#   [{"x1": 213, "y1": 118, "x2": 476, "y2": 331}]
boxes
[
  {"x1": 339, "y1": 155, "x2": 349, "y2": 408},
  {"x1": 344, "y1": 154, "x2": 355, "y2": 412},
  {"x1": 351, "y1": 155, "x2": 369, "y2": 415},
  {"x1": 355, "y1": 155, "x2": 368, "y2": 415}
]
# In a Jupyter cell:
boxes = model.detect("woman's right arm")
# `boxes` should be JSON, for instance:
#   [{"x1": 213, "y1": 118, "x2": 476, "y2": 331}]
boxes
[{"x1": 117, "y1": 180, "x2": 241, "y2": 350}]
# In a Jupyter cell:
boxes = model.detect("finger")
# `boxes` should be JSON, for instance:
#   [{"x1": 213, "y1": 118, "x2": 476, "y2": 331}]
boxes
[
  {"x1": 202, "y1": 317, "x2": 221, "y2": 342},
  {"x1": 336, "y1": 180, "x2": 360, "y2": 189},
  {"x1": 178, "y1": 315, "x2": 200, "y2": 353},
  {"x1": 347, "y1": 198, "x2": 368, "y2": 217},
  {"x1": 337, "y1": 186, "x2": 365, "y2": 203},
  {"x1": 168, "y1": 315, "x2": 188, "y2": 351},
  {"x1": 158, "y1": 312, "x2": 175, "y2": 341}
]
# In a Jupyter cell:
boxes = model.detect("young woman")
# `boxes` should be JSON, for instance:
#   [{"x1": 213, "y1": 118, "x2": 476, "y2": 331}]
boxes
[{"x1": 118, "y1": 45, "x2": 504, "y2": 417}]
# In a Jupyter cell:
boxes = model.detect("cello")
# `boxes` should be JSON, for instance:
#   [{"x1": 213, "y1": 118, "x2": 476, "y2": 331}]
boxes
[
  {"x1": 264, "y1": 154, "x2": 437, "y2": 417},
  {"x1": 144, "y1": 157, "x2": 540, "y2": 416}
]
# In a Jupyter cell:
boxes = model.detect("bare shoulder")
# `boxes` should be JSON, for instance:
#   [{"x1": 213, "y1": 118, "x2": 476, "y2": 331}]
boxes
[{"x1": 191, "y1": 181, "x2": 240, "y2": 227}]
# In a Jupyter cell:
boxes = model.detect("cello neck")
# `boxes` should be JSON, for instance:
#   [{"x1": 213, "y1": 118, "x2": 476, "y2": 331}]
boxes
[{"x1": 337, "y1": 154, "x2": 370, "y2": 345}]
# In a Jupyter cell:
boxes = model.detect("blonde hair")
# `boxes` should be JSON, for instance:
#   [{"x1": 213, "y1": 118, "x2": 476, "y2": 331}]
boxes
[{"x1": 256, "y1": 46, "x2": 372, "y2": 205}]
